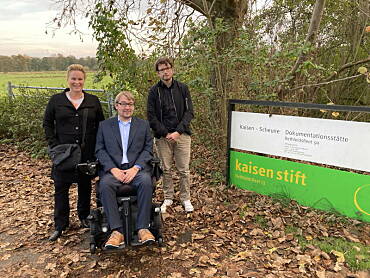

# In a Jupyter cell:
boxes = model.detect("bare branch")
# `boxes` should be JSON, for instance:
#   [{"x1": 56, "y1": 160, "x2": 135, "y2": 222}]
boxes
[
  {"x1": 178, "y1": 0, "x2": 206, "y2": 15},
  {"x1": 289, "y1": 74, "x2": 363, "y2": 91},
  {"x1": 323, "y1": 56, "x2": 370, "y2": 82}
]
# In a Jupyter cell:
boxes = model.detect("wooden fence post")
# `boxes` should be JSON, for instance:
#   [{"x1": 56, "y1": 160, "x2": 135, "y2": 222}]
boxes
[
  {"x1": 107, "y1": 91, "x2": 114, "y2": 117},
  {"x1": 7, "y1": 82, "x2": 15, "y2": 100}
]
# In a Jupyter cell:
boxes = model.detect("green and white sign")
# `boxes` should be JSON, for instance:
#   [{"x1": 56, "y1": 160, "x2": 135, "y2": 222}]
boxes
[
  {"x1": 230, "y1": 111, "x2": 370, "y2": 172},
  {"x1": 230, "y1": 151, "x2": 370, "y2": 222}
]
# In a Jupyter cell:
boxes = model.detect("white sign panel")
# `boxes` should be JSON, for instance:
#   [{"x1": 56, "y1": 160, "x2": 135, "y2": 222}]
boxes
[{"x1": 230, "y1": 111, "x2": 370, "y2": 172}]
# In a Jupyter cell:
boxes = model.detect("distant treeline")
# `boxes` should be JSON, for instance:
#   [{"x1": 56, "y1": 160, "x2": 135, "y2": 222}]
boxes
[{"x1": 0, "y1": 54, "x2": 98, "y2": 72}]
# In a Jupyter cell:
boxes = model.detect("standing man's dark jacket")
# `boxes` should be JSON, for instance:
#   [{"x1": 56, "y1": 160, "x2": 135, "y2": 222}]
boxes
[{"x1": 147, "y1": 79, "x2": 194, "y2": 139}]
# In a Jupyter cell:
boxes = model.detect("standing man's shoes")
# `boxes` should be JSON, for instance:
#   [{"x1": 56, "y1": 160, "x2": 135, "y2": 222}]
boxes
[
  {"x1": 160, "y1": 199, "x2": 173, "y2": 213},
  {"x1": 49, "y1": 230, "x2": 62, "y2": 241},
  {"x1": 182, "y1": 200, "x2": 194, "y2": 212},
  {"x1": 80, "y1": 219, "x2": 89, "y2": 228}
]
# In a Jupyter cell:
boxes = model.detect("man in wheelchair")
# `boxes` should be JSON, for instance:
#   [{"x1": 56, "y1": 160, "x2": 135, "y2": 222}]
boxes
[{"x1": 95, "y1": 91, "x2": 155, "y2": 249}]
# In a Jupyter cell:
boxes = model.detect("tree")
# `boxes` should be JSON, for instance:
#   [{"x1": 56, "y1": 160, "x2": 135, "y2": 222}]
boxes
[
  {"x1": 53, "y1": 0, "x2": 250, "y2": 129},
  {"x1": 11, "y1": 55, "x2": 31, "y2": 72},
  {"x1": 184, "y1": 1, "x2": 249, "y2": 129},
  {"x1": 288, "y1": 0, "x2": 326, "y2": 79},
  {"x1": 52, "y1": 0, "x2": 370, "y2": 132},
  {"x1": 0, "y1": 56, "x2": 13, "y2": 72},
  {"x1": 30, "y1": 58, "x2": 43, "y2": 71},
  {"x1": 255, "y1": 0, "x2": 369, "y2": 106}
]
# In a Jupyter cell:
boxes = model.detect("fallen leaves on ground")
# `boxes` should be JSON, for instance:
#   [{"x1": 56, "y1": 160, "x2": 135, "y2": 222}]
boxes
[{"x1": 0, "y1": 144, "x2": 369, "y2": 277}]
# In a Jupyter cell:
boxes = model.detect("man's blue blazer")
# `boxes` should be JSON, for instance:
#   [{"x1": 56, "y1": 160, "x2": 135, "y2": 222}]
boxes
[{"x1": 95, "y1": 116, "x2": 153, "y2": 175}]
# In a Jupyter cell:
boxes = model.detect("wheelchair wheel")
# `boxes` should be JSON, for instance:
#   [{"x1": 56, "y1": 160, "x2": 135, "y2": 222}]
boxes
[
  {"x1": 158, "y1": 237, "x2": 164, "y2": 247},
  {"x1": 150, "y1": 211, "x2": 162, "y2": 238},
  {"x1": 90, "y1": 243, "x2": 96, "y2": 254}
]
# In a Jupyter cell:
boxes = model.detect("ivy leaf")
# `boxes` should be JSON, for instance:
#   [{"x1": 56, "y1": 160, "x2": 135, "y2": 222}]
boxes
[
  {"x1": 358, "y1": 66, "x2": 368, "y2": 74},
  {"x1": 331, "y1": 112, "x2": 340, "y2": 118}
]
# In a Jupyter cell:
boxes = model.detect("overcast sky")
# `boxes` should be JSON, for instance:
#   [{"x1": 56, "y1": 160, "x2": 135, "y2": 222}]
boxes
[{"x1": 0, "y1": 0, "x2": 97, "y2": 58}]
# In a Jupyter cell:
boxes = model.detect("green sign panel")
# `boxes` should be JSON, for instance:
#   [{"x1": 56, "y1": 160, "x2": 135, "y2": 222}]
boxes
[{"x1": 230, "y1": 151, "x2": 370, "y2": 222}]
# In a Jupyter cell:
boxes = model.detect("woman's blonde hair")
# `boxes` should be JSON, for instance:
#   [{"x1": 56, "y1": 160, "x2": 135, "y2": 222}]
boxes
[{"x1": 67, "y1": 64, "x2": 86, "y2": 79}]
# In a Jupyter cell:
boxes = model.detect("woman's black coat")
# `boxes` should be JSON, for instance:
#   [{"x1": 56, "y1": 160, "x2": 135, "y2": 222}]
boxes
[{"x1": 43, "y1": 89, "x2": 105, "y2": 182}]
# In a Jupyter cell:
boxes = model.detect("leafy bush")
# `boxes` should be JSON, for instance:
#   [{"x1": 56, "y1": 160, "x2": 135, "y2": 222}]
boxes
[
  {"x1": 0, "y1": 89, "x2": 54, "y2": 157},
  {"x1": 0, "y1": 96, "x2": 12, "y2": 139}
]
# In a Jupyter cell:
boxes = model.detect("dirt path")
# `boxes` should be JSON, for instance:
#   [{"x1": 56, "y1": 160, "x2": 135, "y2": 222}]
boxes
[{"x1": 0, "y1": 144, "x2": 369, "y2": 277}]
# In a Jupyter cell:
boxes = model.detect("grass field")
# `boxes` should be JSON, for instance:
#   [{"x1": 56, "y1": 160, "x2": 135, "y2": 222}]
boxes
[{"x1": 0, "y1": 71, "x2": 111, "y2": 96}]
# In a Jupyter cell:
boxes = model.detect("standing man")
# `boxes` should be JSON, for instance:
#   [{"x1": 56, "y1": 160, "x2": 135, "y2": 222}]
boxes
[
  {"x1": 96, "y1": 91, "x2": 155, "y2": 249},
  {"x1": 147, "y1": 57, "x2": 194, "y2": 213}
]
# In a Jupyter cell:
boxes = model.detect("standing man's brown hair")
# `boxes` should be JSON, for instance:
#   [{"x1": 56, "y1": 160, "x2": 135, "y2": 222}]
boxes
[{"x1": 147, "y1": 57, "x2": 195, "y2": 213}]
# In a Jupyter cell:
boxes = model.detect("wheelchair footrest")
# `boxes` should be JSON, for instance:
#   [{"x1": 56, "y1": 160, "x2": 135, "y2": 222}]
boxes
[
  {"x1": 102, "y1": 244, "x2": 126, "y2": 251},
  {"x1": 130, "y1": 235, "x2": 156, "y2": 247}
]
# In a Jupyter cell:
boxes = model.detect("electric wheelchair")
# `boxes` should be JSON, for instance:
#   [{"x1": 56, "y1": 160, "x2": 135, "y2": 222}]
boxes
[{"x1": 87, "y1": 158, "x2": 164, "y2": 254}]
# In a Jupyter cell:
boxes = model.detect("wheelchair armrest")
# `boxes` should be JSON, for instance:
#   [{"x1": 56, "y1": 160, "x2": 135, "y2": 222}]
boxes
[
  {"x1": 151, "y1": 157, "x2": 161, "y2": 165},
  {"x1": 151, "y1": 157, "x2": 163, "y2": 181}
]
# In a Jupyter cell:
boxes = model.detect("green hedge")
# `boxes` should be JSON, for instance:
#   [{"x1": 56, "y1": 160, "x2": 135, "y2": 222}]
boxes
[{"x1": 0, "y1": 90, "x2": 52, "y2": 157}]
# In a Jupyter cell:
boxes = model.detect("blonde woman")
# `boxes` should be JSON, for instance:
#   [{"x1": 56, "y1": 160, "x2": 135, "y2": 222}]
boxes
[{"x1": 43, "y1": 64, "x2": 105, "y2": 241}]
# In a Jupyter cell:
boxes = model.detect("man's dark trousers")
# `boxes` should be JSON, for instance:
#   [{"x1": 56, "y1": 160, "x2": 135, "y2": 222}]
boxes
[{"x1": 99, "y1": 171, "x2": 153, "y2": 231}]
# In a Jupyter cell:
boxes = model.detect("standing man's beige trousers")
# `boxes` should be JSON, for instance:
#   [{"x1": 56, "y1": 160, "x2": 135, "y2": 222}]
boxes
[{"x1": 155, "y1": 134, "x2": 191, "y2": 201}]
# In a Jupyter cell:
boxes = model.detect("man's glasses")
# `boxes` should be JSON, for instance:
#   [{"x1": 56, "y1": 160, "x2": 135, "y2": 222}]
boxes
[
  {"x1": 116, "y1": 101, "x2": 134, "y2": 107},
  {"x1": 157, "y1": 67, "x2": 172, "y2": 73}
]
